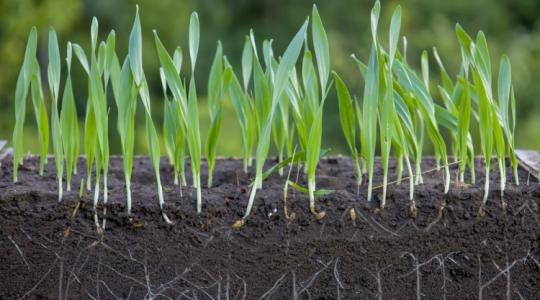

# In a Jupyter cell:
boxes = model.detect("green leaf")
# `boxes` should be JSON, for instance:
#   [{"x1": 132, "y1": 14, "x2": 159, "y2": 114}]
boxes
[
  {"x1": 498, "y1": 55, "x2": 511, "y2": 130},
  {"x1": 456, "y1": 78, "x2": 471, "y2": 175},
  {"x1": 189, "y1": 12, "x2": 200, "y2": 73},
  {"x1": 421, "y1": 50, "x2": 429, "y2": 90},
  {"x1": 13, "y1": 27, "x2": 38, "y2": 181},
  {"x1": 241, "y1": 36, "x2": 253, "y2": 91},
  {"x1": 61, "y1": 43, "x2": 79, "y2": 190},
  {"x1": 312, "y1": 5, "x2": 330, "y2": 91},
  {"x1": 47, "y1": 28, "x2": 61, "y2": 103},
  {"x1": 333, "y1": 72, "x2": 356, "y2": 156},
  {"x1": 153, "y1": 31, "x2": 187, "y2": 112},
  {"x1": 287, "y1": 180, "x2": 334, "y2": 197},
  {"x1": 272, "y1": 19, "x2": 308, "y2": 107},
  {"x1": 306, "y1": 106, "x2": 324, "y2": 184},
  {"x1": 173, "y1": 47, "x2": 183, "y2": 74},
  {"x1": 361, "y1": 46, "x2": 379, "y2": 200},
  {"x1": 103, "y1": 31, "x2": 116, "y2": 86},
  {"x1": 30, "y1": 59, "x2": 50, "y2": 176},
  {"x1": 207, "y1": 41, "x2": 223, "y2": 111},
  {"x1": 91, "y1": 17, "x2": 98, "y2": 53},
  {"x1": 370, "y1": 1, "x2": 381, "y2": 44},
  {"x1": 433, "y1": 47, "x2": 454, "y2": 92},
  {"x1": 72, "y1": 43, "x2": 90, "y2": 74},
  {"x1": 129, "y1": 5, "x2": 143, "y2": 85},
  {"x1": 475, "y1": 31, "x2": 492, "y2": 84},
  {"x1": 388, "y1": 5, "x2": 401, "y2": 66}
]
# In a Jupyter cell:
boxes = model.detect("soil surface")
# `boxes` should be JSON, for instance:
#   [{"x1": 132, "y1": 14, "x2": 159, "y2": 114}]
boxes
[{"x1": 1, "y1": 155, "x2": 539, "y2": 299}]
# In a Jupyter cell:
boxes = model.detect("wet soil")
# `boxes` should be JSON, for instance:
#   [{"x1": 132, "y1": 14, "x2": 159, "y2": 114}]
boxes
[{"x1": 0, "y1": 155, "x2": 539, "y2": 299}]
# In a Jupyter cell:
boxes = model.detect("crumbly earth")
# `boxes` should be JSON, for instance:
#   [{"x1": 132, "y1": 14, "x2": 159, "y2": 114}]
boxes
[{"x1": 0, "y1": 155, "x2": 539, "y2": 299}]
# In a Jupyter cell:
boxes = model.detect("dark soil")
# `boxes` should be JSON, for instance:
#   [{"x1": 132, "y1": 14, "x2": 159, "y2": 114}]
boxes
[{"x1": 1, "y1": 155, "x2": 539, "y2": 299}]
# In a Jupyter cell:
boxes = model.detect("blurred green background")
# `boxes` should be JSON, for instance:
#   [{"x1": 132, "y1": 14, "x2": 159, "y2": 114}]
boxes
[{"x1": 1, "y1": 0, "x2": 540, "y2": 156}]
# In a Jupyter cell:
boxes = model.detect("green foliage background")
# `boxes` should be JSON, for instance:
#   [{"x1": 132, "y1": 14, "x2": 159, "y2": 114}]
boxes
[{"x1": 2, "y1": 0, "x2": 540, "y2": 155}]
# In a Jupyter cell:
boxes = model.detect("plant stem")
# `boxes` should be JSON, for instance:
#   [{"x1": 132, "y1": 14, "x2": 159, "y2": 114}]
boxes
[
  {"x1": 470, "y1": 155, "x2": 476, "y2": 184},
  {"x1": 405, "y1": 156, "x2": 414, "y2": 201},
  {"x1": 308, "y1": 179, "x2": 325, "y2": 219},
  {"x1": 126, "y1": 179, "x2": 132, "y2": 215},
  {"x1": 278, "y1": 153, "x2": 284, "y2": 176},
  {"x1": 194, "y1": 172, "x2": 202, "y2": 214},
  {"x1": 367, "y1": 174, "x2": 373, "y2": 202},
  {"x1": 396, "y1": 156, "x2": 403, "y2": 185},
  {"x1": 207, "y1": 168, "x2": 213, "y2": 188},
  {"x1": 103, "y1": 176, "x2": 108, "y2": 206},
  {"x1": 57, "y1": 178, "x2": 63, "y2": 203},
  {"x1": 443, "y1": 164, "x2": 450, "y2": 194},
  {"x1": 39, "y1": 160, "x2": 46, "y2": 177},
  {"x1": 243, "y1": 157, "x2": 248, "y2": 173},
  {"x1": 353, "y1": 154, "x2": 362, "y2": 187},
  {"x1": 381, "y1": 175, "x2": 388, "y2": 208},
  {"x1": 482, "y1": 166, "x2": 490, "y2": 204},
  {"x1": 243, "y1": 177, "x2": 261, "y2": 219},
  {"x1": 498, "y1": 159, "x2": 506, "y2": 196},
  {"x1": 102, "y1": 176, "x2": 108, "y2": 229},
  {"x1": 157, "y1": 177, "x2": 173, "y2": 224},
  {"x1": 415, "y1": 160, "x2": 423, "y2": 185},
  {"x1": 93, "y1": 176, "x2": 100, "y2": 209},
  {"x1": 513, "y1": 165, "x2": 519, "y2": 186}
]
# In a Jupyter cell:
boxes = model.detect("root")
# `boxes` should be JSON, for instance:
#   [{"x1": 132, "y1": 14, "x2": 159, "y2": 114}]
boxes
[
  {"x1": 424, "y1": 203, "x2": 445, "y2": 232},
  {"x1": 257, "y1": 272, "x2": 288, "y2": 300},
  {"x1": 364, "y1": 264, "x2": 392, "y2": 300},
  {"x1": 333, "y1": 258, "x2": 345, "y2": 299},
  {"x1": 400, "y1": 252, "x2": 461, "y2": 300},
  {"x1": 20, "y1": 257, "x2": 59, "y2": 299},
  {"x1": 7, "y1": 235, "x2": 29, "y2": 270}
]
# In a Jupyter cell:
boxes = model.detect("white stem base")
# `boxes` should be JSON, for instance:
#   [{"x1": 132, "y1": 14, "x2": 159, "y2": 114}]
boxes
[
  {"x1": 483, "y1": 169, "x2": 490, "y2": 204},
  {"x1": 58, "y1": 178, "x2": 63, "y2": 203}
]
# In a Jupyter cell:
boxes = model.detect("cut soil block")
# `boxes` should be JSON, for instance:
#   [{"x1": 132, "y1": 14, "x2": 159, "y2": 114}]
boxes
[{"x1": 1, "y1": 155, "x2": 539, "y2": 299}]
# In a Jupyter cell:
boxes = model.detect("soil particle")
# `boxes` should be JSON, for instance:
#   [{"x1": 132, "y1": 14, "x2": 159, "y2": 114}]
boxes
[{"x1": 0, "y1": 155, "x2": 539, "y2": 299}]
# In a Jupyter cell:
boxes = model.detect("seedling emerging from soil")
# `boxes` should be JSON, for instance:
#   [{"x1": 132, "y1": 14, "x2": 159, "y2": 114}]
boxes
[
  {"x1": 60, "y1": 42, "x2": 80, "y2": 192},
  {"x1": 334, "y1": 71, "x2": 361, "y2": 188},
  {"x1": 360, "y1": 2, "x2": 381, "y2": 203},
  {"x1": 110, "y1": 52, "x2": 137, "y2": 215},
  {"x1": 13, "y1": 27, "x2": 48, "y2": 182},
  {"x1": 10, "y1": 3, "x2": 522, "y2": 220},
  {"x1": 498, "y1": 56, "x2": 519, "y2": 186},
  {"x1": 433, "y1": 47, "x2": 476, "y2": 185},
  {"x1": 240, "y1": 18, "x2": 308, "y2": 222},
  {"x1": 47, "y1": 29, "x2": 65, "y2": 202},
  {"x1": 454, "y1": 25, "x2": 514, "y2": 203},
  {"x1": 73, "y1": 18, "x2": 116, "y2": 227},
  {"x1": 130, "y1": 6, "x2": 172, "y2": 223},
  {"x1": 154, "y1": 12, "x2": 203, "y2": 214},
  {"x1": 206, "y1": 42, "x2": 225, "y2": 187},
  {"x1": 223, "y1": 56, "x2": 255, "y2": 173},
  {"x1": 161, "y1": 48, "x2": 187, "y2": 186},
  {"x1": 284, "y1": 6, "x2": 330, "y2": 217},
  {"x1": 187, "y1": 12, "x2": 203, "y2": 213}
]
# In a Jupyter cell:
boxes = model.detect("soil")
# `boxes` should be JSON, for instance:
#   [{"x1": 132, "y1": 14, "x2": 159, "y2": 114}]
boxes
[{"x1": 0, "y1": 155, "x2": 539, "y2": 299}]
